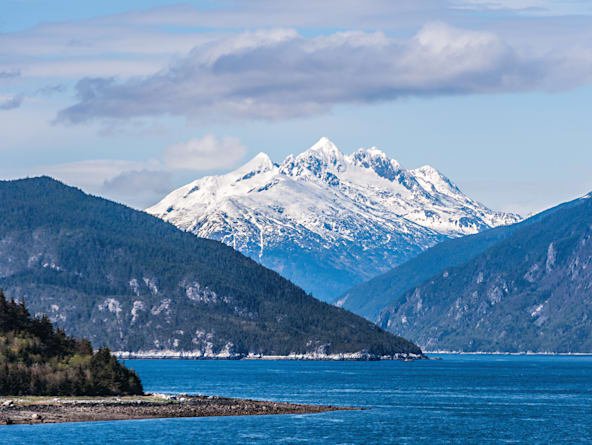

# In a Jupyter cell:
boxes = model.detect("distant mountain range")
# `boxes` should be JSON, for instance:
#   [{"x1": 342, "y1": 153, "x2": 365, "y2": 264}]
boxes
[
  {"x1": 148, "y1": 137, "x2": 519, "y2": 301},
  {"x1": 0, "y1": 177, "x2": 422, "y2": 359},
  {"x1": 370, "y1": 193, "x2": 592, "y2": 352},
  {"x1": 336, "y1": 198, "x2": 581, "y2": 322}
]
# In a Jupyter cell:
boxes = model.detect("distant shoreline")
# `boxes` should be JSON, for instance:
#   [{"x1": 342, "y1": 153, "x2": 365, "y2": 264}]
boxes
[
  {"x1": 113, "y1": 351, "x2": 426, "y2": 361},
  {"x1": 424, "y1": 351, "x2": 592, "y2": 356},
  {"x1": 113, "y1": 350, "x2": 592, "y2": 359},
  {"x1": 0, "y1": 394, "x2": 353, "y2": 426}
]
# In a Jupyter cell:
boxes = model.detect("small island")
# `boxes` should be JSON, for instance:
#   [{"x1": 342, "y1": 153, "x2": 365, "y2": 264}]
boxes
[{"x1": 0, "y1": 290, "x2": 349, "y2": 425}]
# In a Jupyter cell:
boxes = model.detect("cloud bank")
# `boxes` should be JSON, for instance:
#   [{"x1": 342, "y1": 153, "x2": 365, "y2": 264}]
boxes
[
  {"x1": 102, "y1": 169, "x2": 173, "y2": 207},
  {"x1": 32, "y1": 133, "x2": 248, "y2": 208},
  {"x1": 56, "y1": 23, "x2": 591, "y2": 124}
]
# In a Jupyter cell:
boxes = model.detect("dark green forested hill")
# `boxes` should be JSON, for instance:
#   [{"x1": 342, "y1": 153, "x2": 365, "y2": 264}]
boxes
[
  {"x1": 377, "y1": 193, "x2": 592, "y2": 352},
  {"x1": 0, "y1": 177, "x2": 421, "y2": 357},
  {"x1": 337, "y1": 196, "x2": 584, "y2": 324},
  {"x1": 0, "y1": 289, "x2": 142, "y2": 396}
]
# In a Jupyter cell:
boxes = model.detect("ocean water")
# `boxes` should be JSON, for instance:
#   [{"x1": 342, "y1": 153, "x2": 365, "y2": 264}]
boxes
[{"x1": 1, "y1": 355, "x2": 592, "y2": 444}]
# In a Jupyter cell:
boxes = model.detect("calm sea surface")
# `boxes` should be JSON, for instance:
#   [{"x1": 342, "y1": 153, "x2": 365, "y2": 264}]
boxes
[{"x1": 2, "y1": 355, "x2": 592, "y2": 444}]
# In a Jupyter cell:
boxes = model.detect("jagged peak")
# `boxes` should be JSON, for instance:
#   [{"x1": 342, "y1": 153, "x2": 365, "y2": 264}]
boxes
[
  {"x1": 365, "y1": 146, "x2": 388, "y2": 158},
  {"x1": 413, "y1": 165, "x2": 440, "y2": 176},
  {"x1": 232, "y1": 152, "x2": 274, "y2": 176},
  {"x1": 412, "y1": 165, "x2": 450, "y2": 183},
  {"x1": 305, "y1": 137, "x2": 344, "y2": 160},
  {"x1": 353, "y1": 146, "x2": 385, "y2": 158},
  {"x1": 309, "y1": 137, "x2": 339, "y2": 152},
  {"x1": 281, "y1": 137, "x2": 347, "y2": 177},
  {"x1": 412, "y1": 165, "x2": 462, "y2": 195},
  {"x1": 349, "y1": 147, "x2": 407, "y2": 185},
  {"x1": 250, "y1": 151, "x2": 273, "y2": 166},
  {"x1": 352, "y1": 146, "x2": 402, "y2": 170}
]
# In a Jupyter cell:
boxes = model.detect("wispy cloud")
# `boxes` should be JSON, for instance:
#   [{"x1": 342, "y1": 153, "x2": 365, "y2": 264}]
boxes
[
  {"x1": 42, "y1": 160, "x2": 172, "y2": 209},
  {"x1": 456, "y1": 0, "x2": 592, "y2": 14},
  {"x1": 55, "y1": 23, "x2": 592, "y2": 124},
  {"x1": 0, "y1": 94, "x2": 24, "y2": 110},
  {"x1": 0, "y1": 70, "x2": 21, "y2": 80},
  {"x1": 35, "y1": 84, "x2": 66, "y2": 95},
  {"x1": 102, "y1": 169, "x2": 173, "y2": 207},
  {"x1": 125, "y1": 1, "x2": 592, "y2": 29},
  {"x1": 122, "y1": 1, "x2": 445, "y2": 29},
  {"x1": 40, "y1": 159, "x2": 161, "y2": 189},
  {"x1": 29, "y1": 133, "x2": 248, "y2": 208}
]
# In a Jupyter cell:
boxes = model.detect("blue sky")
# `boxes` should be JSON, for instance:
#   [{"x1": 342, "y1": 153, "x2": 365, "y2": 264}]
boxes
[{"x1": 2, "y1": 1, "x2": 592, "y2": 214}]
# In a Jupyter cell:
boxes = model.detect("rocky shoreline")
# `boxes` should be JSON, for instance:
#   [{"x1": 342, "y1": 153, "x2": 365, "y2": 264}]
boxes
[
  {"x1": 0, "y1": 394, "x2": 353, "y2": 426},
  {"x1": 113, "y1": 351, "x2": 426, "y2": 361}
]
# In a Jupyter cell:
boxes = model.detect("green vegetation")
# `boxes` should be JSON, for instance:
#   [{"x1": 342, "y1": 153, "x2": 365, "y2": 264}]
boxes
[
  {"x1": 0, "y1": 177, "x2": 422, "y2": 356},
  {"x1": 0, "y1": 289, "x2": 143, "y2": 396},
  {"x1": 339, "y1": 196, "x2": 583, "y2": 323},
  {"x1": 378, "y1": 194, "x2": 592, "y2": 352}
]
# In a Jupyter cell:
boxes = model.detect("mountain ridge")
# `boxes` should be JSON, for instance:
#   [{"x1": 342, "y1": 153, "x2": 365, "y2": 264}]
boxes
[
  {"x1": 337, "y1": 194, "x2": 586, "y2": 322},
  {"x1": 148, "y1": 137, "x2": 520, "y2": 301},
  {"x1": 0, "y1": 176, "x2": 422, "y2": 359},
  {"x1": 376, "y1": 192, "x2": 592, "y2": 352}
]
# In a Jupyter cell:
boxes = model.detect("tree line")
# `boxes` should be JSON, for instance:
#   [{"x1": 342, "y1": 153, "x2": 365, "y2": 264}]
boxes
[{"x1": 0, "y1": 289, "x2": 143, "y2": 396}]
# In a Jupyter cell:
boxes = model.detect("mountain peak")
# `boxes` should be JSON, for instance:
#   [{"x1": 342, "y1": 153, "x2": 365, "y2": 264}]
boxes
[
  {"x1": 251, "y1": 151, "x2": 273, "y2": 166},
  {"x1": 233, "y1": 152, "x2": 274, "y2": 178},
  {"x1": 350, "y1": 147, "x2": 403, "y2": 180},
  {"x1": 308, "y1": 137, "x2": 341, "y2": 155},
  {"x1": 366, "y1": 146, "x2": 388, "y2": 157},
  {"x1": 412, "y1": 165, "x2": 462, "y2": 196},
  {"x1": 352, "y1": 146, "x2": 389, "y2": 160},
  {"x1": 284, "y1": 137, "x2": 346, "y2": 177},
  {"x1": 414, "y1": 165, "x2": 440, "y2": 176},
  {"x1": 148, "y1": 138, "x2": 521, "y2": 301}
]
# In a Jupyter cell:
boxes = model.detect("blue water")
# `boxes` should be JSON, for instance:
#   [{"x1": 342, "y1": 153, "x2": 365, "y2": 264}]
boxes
[{"x1": 2, "y1": 355, "x2": 592, "y2": 444}]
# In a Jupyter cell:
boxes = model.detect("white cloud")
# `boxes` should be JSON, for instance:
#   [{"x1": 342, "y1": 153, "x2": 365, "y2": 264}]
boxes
[
  {"x1": 2, "y1": 1, "x2": 590, "y2": 85},
  {"x1": 55, "y1": 23, "x2": 592, "y2": 124},
  {"x1": 35, "y1": 133, "x2": 247, "y2": 189},
  {"x1": 164, "y1": 134, "x2": 247, "y2": 170},
  {"x1": 0, "y1": 17, "x2": 220, "y2": 81},
  {"x1": 102, "y1": 169, "x2": 173, "y2": 208},
  {"x1": 14, "y1": 134, "x2": 248, "y2": 208},
  {"x1": 39, "y1": 159, "x2": 162, "y2": 189},
  {"x1": 18, "y1": 159, "x2": 170, "y2": 209},
  {"x1": 0, "y1": 2, "x2": 589, "y2": 127}
]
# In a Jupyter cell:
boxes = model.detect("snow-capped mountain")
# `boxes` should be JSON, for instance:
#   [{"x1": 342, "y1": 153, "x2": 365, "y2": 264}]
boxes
[{"x1": 147, "y1": 137, "x2": 520, "y2": 301}]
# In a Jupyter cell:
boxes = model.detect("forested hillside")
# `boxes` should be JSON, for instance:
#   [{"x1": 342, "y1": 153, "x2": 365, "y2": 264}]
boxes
[
  {"x1": 338, "y1": 196, "x2": 582, "y2": 323},
  {"x1": 0, "y1": 289, "x2": 142, "y2": 396},
  {"x1": 0, "y1": 177, "x2": 422, "y2": 358},
  {"x1": 378, "y1": 193, "x2": 592, "y2": 352}
]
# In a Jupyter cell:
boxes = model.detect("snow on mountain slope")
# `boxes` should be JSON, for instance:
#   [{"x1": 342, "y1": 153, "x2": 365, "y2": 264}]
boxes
[{"x1": 147, "y1": 137, "x2": 520, "y2": 301}]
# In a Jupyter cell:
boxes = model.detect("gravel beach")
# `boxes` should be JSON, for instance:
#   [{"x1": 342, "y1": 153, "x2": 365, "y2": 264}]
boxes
[{"x1": 0, "y1": 394, "x2": 352, "y2": 425}]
